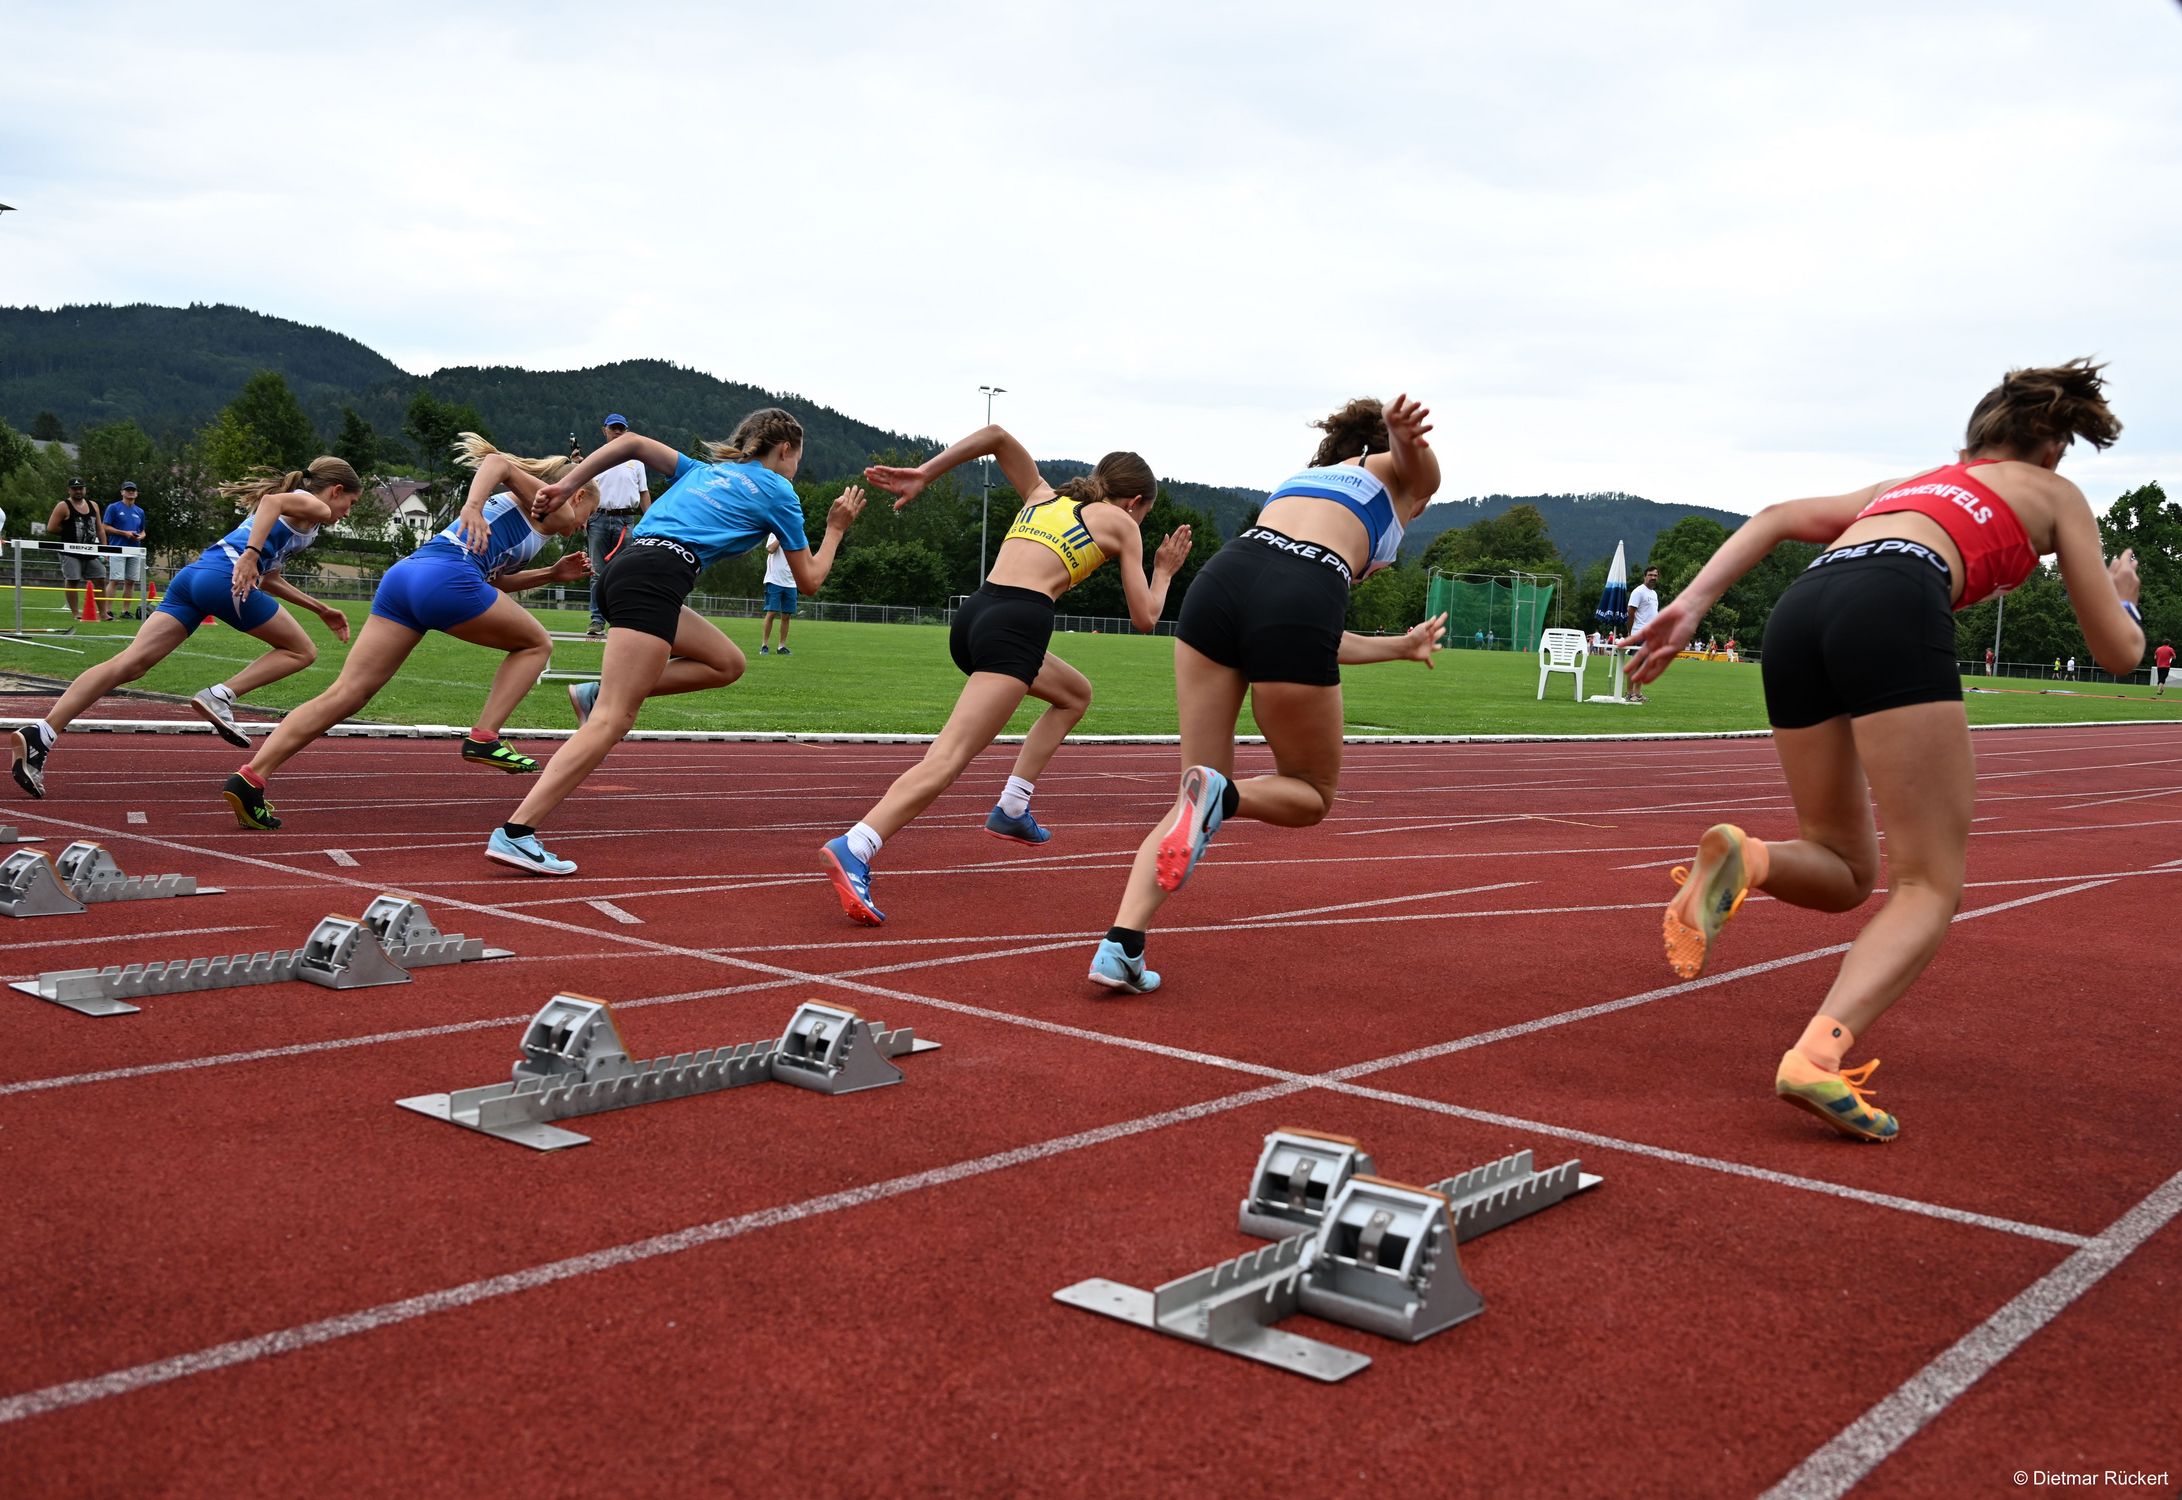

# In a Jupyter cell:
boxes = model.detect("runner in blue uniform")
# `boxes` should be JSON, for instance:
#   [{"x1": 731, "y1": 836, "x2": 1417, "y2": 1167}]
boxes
[
  {"x1": 483, "y1": 408, "x2": 866, "y2": 874},
  {"x1": 218, "y1": 437, "x2": 601, "y2": 829},
  {"x1": 8, "y1": 457, "x2": 360, "y2": 800}
]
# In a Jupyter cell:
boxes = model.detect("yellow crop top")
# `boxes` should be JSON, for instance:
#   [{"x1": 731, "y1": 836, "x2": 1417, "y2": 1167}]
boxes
[{"x1": 1002, "y1": 496, "x2": 1108, "y2": 587}]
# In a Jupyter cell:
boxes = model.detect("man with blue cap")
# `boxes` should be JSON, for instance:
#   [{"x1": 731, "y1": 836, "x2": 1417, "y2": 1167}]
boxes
[
  {"x1": 585, "y1": 413, "x2": 650, "y2": 636},
  {"x1": 104, "y1": 480, "x2": 149, "y2": 619}
]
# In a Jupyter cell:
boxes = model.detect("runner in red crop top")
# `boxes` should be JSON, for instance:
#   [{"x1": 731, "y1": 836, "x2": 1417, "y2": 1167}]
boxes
[{"x1": 1618, "y1": 360, "x2": 2144, "y2": 1146}]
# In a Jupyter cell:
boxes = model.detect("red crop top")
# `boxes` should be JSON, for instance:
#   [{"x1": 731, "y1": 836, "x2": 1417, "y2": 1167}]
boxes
[{"x1": 1854, "y1": 460, "x2": 2037, "y2": 610}]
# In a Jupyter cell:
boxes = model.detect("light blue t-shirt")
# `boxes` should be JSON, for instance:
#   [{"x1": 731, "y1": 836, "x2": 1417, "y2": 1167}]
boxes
[
  {"x1": 201, "y1": 514, "x2": 320, "y2": 572},
  {"x1": 632, "y1": 455, "x2": 809, "y2": 567},
  {"x1": 424, "y1": 493, "x2": 545, "y2": 579}
]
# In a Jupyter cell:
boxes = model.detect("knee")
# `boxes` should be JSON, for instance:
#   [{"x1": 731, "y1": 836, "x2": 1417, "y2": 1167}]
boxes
[
  {"x1": 714, "y1": 653, "x2": 743, "y2": 688},
  {"x1": 1294, "y1": 778, "x2": 1338, "y2": 828},
  {"x1": 1062, "y1": 679, "x2": 1093, "y2": 716},
  {"x1": 290, "y1": 638, "x2": 319, "y2": 669}
]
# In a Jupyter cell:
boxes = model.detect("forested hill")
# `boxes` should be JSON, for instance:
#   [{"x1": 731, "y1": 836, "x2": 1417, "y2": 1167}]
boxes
[{"x1": 1401, "y1": 491, "x2": 1745, "y2": 570}]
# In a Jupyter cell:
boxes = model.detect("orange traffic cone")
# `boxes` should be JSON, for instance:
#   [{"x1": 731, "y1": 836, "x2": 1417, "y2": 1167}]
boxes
[
  {"x1": 78, "y1": 583, "x2": 103, "y2": 622},
  {"x1": 145, "y1": 577, "x2": 160, "y2": 603}
]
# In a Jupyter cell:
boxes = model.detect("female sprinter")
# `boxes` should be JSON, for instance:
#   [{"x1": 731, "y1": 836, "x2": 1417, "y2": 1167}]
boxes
[
  {"x1": 218, "y1": 436, "x2": 599, "y2": 829},
  {"x1": 8, "y1": 458, "x2": 359, "y2": 799},
  {"x1": 1087, "y1": 395, "x2": 1449, "y2": 993},
  {"x1": 487, "y1": 408, "x2": 864, "y2": 875},
  {"x1": 1631, "y1": 359, "x2": 2140, "y2": 1142},
  {"x1": 816, "y1": 428, "x2": 1189, "y2": 925}
]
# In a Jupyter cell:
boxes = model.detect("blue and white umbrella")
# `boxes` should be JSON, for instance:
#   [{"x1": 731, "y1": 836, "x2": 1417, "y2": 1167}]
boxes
[{"x1": 1595, "y1": 540, "x2": 1630, "y2": 634}]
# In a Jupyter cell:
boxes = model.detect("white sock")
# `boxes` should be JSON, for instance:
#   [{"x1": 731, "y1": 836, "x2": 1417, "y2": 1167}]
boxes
[
  {"x1": 31, "y1": 720, "x2": 56, "y2": 748},
  {"x1": 845, "y1": 822, "x2": 883, "y2": 863},
  {"x1": 998, "y1": 775, "x2": 1035, "y2": 818},
  {"x1": 211, "y1": 683, "x2": 235, "y2": 702}
]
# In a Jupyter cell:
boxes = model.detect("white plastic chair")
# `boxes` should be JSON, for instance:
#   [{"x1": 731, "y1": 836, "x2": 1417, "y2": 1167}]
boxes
[{"x1": 1536, "y1": 628, "x2": 1588, "y2": 701}]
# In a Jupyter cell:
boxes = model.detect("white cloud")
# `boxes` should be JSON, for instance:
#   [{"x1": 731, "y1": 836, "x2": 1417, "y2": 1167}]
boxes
[{"x1": 2, "y1": 0, "x2": 2177, "y2": 512}]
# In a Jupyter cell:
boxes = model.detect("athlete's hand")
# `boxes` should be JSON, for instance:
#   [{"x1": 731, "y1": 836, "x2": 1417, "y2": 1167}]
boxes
[
  {"x1": 828, "y1": 485, "x2": 869, "y2": 530},
  {"x1": 321, "y1": 607, "x2": 351, "y2": 645},
  {"x1": 1626, "y1": 601, "x2": 1696, "y2": 685},
  {"x1": 457, "y1": 505, "x2": 490, "y2": 554},
  {"x1": 548, "y1": 551, "x2": 592, "y2": 583},
  {"x1": 1402, "y1": 612, "x2": 1448, "y2": 667},
  {"x1": 2110, "y1": 548, "x2": 2140, "y2": 604},
  {"x1": 531, "y1": 480, "x2": 570, "y2": 518},
  {"x1": 1384, "y1": 393, "x2": 1434, "y2": 451},
  {"x1": 862, "y1": 465, "x2": 926, "y2": 511},
  {"x1": 1153, "y1": 525, "x2": 1192, "y2": 575},
  {"x1": 230, "y1": 552, "x2": 261, "y2": 601}
]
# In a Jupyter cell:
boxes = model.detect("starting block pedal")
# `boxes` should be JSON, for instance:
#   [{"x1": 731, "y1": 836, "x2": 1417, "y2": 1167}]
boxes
[
  {"x1": 1055, "y1": 1126, "x2": 1601, "y2": 1382},
  {"x1": 7, "y1": 895, "x2": 513, "y2": 1016},
  {"x1": 0, "y1": 826, "x2": 40, "y2": 845},
  {"x1": 0, "y1": 842, "x2": 224, "y2": 919},
  {"x1": 396, "y1": 997, "x2": 941, "y2": 1150}
]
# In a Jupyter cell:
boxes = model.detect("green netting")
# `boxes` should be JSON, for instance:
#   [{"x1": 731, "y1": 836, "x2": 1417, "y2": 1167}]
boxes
[{"x1": 1425, "y1": 574, "x2": 1556, "y2": 652}]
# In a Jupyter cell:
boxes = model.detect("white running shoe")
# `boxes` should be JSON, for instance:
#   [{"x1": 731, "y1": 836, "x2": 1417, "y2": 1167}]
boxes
[{"x1": 191, "y1": 687, "x2": 249, "y2": 748}]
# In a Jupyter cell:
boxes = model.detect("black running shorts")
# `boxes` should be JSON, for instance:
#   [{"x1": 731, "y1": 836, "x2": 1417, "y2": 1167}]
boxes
[
  {"x1": 1176, "y1": 528, "x2": 1350, "y2": 687},
  {"x1": 950, "y1": 583, "x2": 1056, "y2": 685},
  {"x1": 596, "y1": 537, "x2": 700, "y2": 643},
  {"x1": 1761, "y1": 541, "x2": 1962, "y2": 729}
]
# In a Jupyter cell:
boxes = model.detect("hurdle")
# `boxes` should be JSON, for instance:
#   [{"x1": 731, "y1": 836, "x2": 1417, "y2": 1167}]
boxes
[
  {"x1": 1054, "y1": 1127, "x2": 1600, "y2": 1381},
  {"x1": 0, "y1": 842, "x2": 223, "y2": 919},
  {"x1": 9, "y1": 895, "x2": 513, "y2": 1016},
  {"x1": 397, "y1": 995, "x2": 941, "y2": 1150}
]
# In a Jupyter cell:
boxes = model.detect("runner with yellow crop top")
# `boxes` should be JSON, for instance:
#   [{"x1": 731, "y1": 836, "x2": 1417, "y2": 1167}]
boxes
[{"x1": 820, "y1": 424, "x2": 1191, "y2": 926}]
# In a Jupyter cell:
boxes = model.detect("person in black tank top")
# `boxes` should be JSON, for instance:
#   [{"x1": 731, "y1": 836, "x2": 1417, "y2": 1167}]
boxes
[{"x1": 45, "y1": 480, "x2": 108, "y2": 619}]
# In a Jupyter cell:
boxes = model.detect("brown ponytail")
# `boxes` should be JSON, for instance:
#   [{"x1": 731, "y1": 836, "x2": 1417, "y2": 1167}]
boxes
[
  {"x1": 218, "y1": 455, "x2": 362, "y2": 511},
  {"x1": 1310, "y1": 397, "x2": 1390, "y2": 467},
  {"x1": 1057, "y1": 451, "x2": 1156, "y2": 508},
  {"x1": 1964, "y1": 359, "x2": 2121, "y2": 457},
  {"x1": 705, "y1": 407, "x2": 804, "y2": 463}
]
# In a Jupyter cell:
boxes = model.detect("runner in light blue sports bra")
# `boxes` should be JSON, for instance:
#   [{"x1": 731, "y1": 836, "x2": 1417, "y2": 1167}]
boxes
[
  {"x1": 217, "y1": 436, "x2": 601, "y2": 830},
  {"x1": 8, "y1": 457, "x2": 362, "y2": 802}
]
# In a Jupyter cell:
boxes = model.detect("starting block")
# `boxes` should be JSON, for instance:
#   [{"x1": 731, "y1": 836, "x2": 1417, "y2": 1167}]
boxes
[
  {"x1": 396, "y1": 996, "x2": 941, "y2": 1150},
  {"x1": 0, "y1": 842, "x2": 224, "y2": 918},
  {"x1": 0, "y1": 826, "x2": 40, "y2": 845},
  {"x1": 1054, "y1": 1126, "x2": 1600, "y2": 1382},
  {"x1": 8, "y1": 894, "x2": 513, "y2": 1016}
]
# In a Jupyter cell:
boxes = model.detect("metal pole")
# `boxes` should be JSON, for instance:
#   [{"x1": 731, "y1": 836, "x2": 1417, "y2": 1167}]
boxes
[
  {"x1": 1990, "y1": 593, "x2": 2005, "y2": 678},
  {"x1": 977, "y1": 384, "x2": 1006, "y2": 579}
]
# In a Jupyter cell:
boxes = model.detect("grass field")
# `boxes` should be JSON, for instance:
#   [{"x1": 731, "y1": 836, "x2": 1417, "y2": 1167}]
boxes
[{"x1": 5, "y1": 598, "x2": 2181, "y2": 736}]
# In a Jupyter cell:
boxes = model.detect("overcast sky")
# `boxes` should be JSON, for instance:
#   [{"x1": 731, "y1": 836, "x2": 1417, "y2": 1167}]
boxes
[{"x1": 4, "y1": 0, "x2": 2178, "y2": 514}]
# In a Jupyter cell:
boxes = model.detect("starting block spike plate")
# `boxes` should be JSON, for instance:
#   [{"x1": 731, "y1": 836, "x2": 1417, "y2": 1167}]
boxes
[
  {"x1": 398, "y1": 997, "x2": 941, "y2": 1150},
  {"x1": 44, "y1": 841, "x2": 222, "y2": 908},
  {"x1": 0, "y1": 849, "x2": 85, "y2": 918}
]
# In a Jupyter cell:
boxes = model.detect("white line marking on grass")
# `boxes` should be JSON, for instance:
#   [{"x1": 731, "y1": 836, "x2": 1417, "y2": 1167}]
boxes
[
  {"x1": 587, "y1": 900, "x2": 642, "y2": 925},
  {"x1": 126, "y1": 811, "x2": 146, "y2": 825},
  {"x1": 1761, "y1": 1169, "x2": 2182, "y2": 1500},
  {"x1": 325, "y1": 849, "x2": 358, "y2": 868},
  {"x1": 1230, "y1": 880, "x2": 1532, "y2": 922}
]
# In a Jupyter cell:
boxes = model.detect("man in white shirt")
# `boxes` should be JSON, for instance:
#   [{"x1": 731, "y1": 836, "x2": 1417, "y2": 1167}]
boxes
[
  {"x1": 1627, "y1": 566, "x2": 1662, "y2": 703},
  {"x1": 760, "y1": 534, "x2": 798, "y2": 656},
  {"x1": 584, "y1": 412, "x2": 650, "y2": 636}
]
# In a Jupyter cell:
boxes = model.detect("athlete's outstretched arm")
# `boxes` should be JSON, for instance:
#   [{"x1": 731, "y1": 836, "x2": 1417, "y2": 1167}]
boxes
[
  {"x1": 256, "y1": 571, "x2": 352, "y2": 644},
  {"x1": 1339, "y1": 613, "x2": 1447, "y2": 666},
  {"x1": 785, "y1": 487, "x2": 870, "y2": 593},
  {"x1": 864, "y1": 426, "x2": 1050, "y2": 512},
  {"x1": 2049, "y1": 481, "x2": 2144, "y2": 674},
  {"x1": 1365, "y1": 394, "x2": 1440, "y2": 513},
  {"x1": 494, "y1": 552, "x2": 593, "y2": 594},
  {"x1": 1111, "y1": 523, "x2": 1190, "y2": 633},
  {"x1": 228, "y1": 489, "x2": 336, "y2": 599},
  {"x1": 532, "y1": 432, "x2": 681, "y2": 516},
  {"x1": 1625, "y1": 483, "x2": 1886, "y2": 685}
]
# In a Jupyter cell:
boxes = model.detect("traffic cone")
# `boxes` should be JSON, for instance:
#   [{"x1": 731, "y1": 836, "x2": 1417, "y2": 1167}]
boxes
[
  {"x1": 78, "y1": 583, "x2": 102, "y2": 622},
  {"x1": 145, "y1": 577, "x2": 160, "y2": 603}
]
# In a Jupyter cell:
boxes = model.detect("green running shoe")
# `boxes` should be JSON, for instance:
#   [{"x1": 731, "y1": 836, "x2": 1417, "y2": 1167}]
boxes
[
  {"x1": 461, "y1": 738, "x2": 539, "y2": 774},
  {"x1": 221, "y1": 771, "x2": 281, "y2": 830}
]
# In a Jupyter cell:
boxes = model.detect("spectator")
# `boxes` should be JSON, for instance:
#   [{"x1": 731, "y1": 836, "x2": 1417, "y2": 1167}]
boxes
[
  {"x1": 2155, "y1": 641, "x2": 2174, "y2": 697},
  {"x1": 583, "y1": 413, "x2": 650, "y2": 637},
  {"x1": 1984, "y1": 646, "x2": 1994, "y2": 676},
  {"x1": 1627, "y1": 565, "x2": 1661, "y2": 703},
  {"x1": 2052, "y1": 656, "x2": 2061, "y2": 679},
  {"x1": 2067, "y1": 655, "x2": 2077, "y2": 681},
  {"x1": 103, "y1": 480, "x2": 148, "y2": 620},
  {"x1": 759, "y1": 534, "x2": 797, "y2": 655},
  {"x1": 47, "y1": 478, "x2": 106, "y2": 619}
]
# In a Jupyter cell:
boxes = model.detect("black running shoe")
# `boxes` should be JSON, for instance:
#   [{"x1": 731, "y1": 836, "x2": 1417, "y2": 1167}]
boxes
[
  {"x1": 460, "y1": 738, "x2": 540, "y2": 774},
  {"x1": 10, "y1": 728, "x2": 48, "y2": 800},
  {"x1": 221, "y1": 771, "x2": 281, "y2": 830}
]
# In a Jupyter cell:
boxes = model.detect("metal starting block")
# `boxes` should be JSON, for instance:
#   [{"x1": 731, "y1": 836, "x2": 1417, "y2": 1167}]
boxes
[
  {"x1": 395, "y1": 997, "x2": 941, "y2": 1150},
  {"x1": 1055, "y1": 1127, "x2": 1601, "y2": 1382},
  {"x1": 0, "y1": 825, "x2": 40, "y2": 845},
  {"x1": 0, "y1": 842, "x2": 224, "y2": 919},
  {"x1": 7, "y1": 895, "x2": 514, "y2": 1016}
]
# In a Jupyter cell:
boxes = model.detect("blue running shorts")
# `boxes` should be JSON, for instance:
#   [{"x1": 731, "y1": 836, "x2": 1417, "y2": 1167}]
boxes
[
  {"x1": 155, "y1": 560, "x2": 280, "y2": 636},
  {"x1": 369, "y1": 543, "x2": 500, "y2": 634}
]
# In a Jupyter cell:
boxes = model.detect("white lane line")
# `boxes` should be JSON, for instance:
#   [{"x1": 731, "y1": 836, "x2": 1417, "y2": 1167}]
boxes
[
  {"x1": 0, "y1": 923, "x2": 266, "y2": 956},
  {"x1": 0, "y1": 1083, "x2": 1308, "y2": 1428},
  {"x1": 1761, "y1": 1169, "x2": 2182, "y2": 1500},
  {"x1": 2056, "y1": 786, "x2": 2181, "y2": 813},
  {"x1": 325, "y1": 850, "x2": 358, "y2": 868},
  {"x1": 586, "y1": 900, "x2": 642, "y2": 926},
  {"x1": 1231, "y1": 880, "x2": 1532, "y2": 922},
  {"x1": 125, "y1": 811, "x2": 146, "y2": 825}
]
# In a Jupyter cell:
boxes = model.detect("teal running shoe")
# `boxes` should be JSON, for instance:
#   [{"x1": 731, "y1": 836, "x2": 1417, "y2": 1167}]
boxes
[
  {"x1": 1088, "y1": 938, "x2": 1159, "y2": 995},
  {"x1": 487, "y1": 826, "x2": 576, "y2": 876}
]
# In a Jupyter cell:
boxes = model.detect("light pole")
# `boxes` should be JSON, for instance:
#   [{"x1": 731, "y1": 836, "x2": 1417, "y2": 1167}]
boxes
[{"x1": 977, "y1": 384, "x2": 1007, "y2": 579}]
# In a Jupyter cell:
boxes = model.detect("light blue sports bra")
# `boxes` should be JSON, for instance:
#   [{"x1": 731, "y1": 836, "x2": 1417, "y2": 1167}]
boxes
[{"x1": 1263, "y1": 462, "x2": 1403, "y2": 573}]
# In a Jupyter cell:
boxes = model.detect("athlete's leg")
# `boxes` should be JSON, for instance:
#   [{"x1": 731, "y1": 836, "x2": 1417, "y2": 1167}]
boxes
[
  {"x1": 1005, "y1": 654, "x2": 1091, "y2": 787},
  {"x1": 220, "y1": 608, "x2": 322, "y2": 698},
  {"x1": 509, "y1": 626, "x2": 672, "y2": 829},
  {"x1": 1112, "y1": 643, "x2": 1249, "y2": 930},
  {"x1": 445, "y1": 594, "x2": 552, "y2": 741},
  {"x1": 245, "y1": 615, "x2": 420, "y2": 779},
  {"x1": 644, "y1": 608, "x2": 745, "y2": 697},
  {"x1": 861, "y1": 673, "x2": 1032, "y2": 841},
  {"x1": 1759, "y1": 715, "x2": 1880, "y2": 913},
  {"x1": 1228, "y1": 679, "x2": 1346, "y2": 827},
  {"x1": 39, "y1": 612, "x2": 192, "y2": 732}
]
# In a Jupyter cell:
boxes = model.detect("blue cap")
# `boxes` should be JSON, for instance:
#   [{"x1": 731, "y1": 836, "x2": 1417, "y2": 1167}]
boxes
[
  {"x1": 602, "y1": 413, "x2": 628, "y2": 428},
  {"x1": 121, "y1": 481, "x2": 138, "y2": 491}
]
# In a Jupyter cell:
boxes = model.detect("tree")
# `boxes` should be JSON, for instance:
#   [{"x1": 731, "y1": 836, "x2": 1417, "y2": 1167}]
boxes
[
  {"x1": 824, "y1": 539, "x2": 950, "y2": 608},
  {"x1": 1348, "y1": 561, "x2": 1429, "y2": 634},
  {"x1": 195, "y1": 410, "x2": 279, "y2": 484},
  {"x1": 224, "y1": 371, "x2": 319, "y2": 469},
  {"x1": 1421, "y1": 502, "x2": 1576, "y2": 635},
  {"x1": 29, "y1": 411, "x2": 65, "y2": 442},
  {"x1": 2098, "y1": 481, "x2": 2179, "y2": 660},
  {"x1": 404, "y1": 389, "x2": 489, "y2": 496},
  {"x1": 332, "y1": 407, "x2": 379, "y2": 474},
  {"x1": 0, "y1": 418, "x2": 34, "y2": 483}
]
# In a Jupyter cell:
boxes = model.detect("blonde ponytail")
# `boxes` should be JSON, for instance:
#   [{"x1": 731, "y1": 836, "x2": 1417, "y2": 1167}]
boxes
[
  {"x1": 218, "y1": 456, "x2": 360, "y2": 512},
  {"x1": 452, "y1": 433, "x2": 575, "y2": 481}
]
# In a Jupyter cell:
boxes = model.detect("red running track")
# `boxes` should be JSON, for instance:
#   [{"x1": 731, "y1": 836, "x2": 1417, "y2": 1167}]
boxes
[{"x1": 0, "y1": 723, "x2": 2177, "y2": 1497}]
